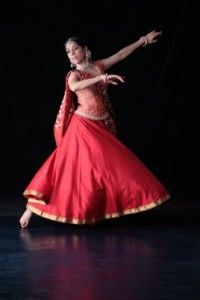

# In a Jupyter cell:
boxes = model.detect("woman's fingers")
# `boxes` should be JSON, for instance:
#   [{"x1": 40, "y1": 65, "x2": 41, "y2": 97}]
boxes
[
  {"x1": 150, "y1": 30, "x2": 162, "y2": 35},
  {"x1": 107, "y1": 79, "x2": 118, "y2": 84},
  {"x1": 146, "y1": 30, "x2": 162, "y2": 44},
  {"x1": 108, "y1": 75, "x2": 125, "y2": 82},
  {"x1": 154, "y1": 32, "x2": 162, "y2": 38},
  {"x1": 107, "y1": 80, "x2": 120, "y2": 85},
  {"x1": 104, "y1": 74, "x2": 125, "y2": 85}
]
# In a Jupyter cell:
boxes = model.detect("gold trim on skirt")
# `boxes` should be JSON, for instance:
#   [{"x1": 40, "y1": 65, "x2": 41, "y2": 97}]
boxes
[
  {"x1": 26, "y1": 193, "x2": 170, "y2": 225},
  {"x1": 28, "y1": 199, "x2": 46, "y2": 205},
  {"x1": 23, "y1": 189, "x2": 45, "y2": 199}
]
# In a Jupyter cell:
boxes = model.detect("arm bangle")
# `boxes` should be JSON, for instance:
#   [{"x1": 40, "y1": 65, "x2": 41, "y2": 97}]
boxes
[
  {"x1": 104, "y1": 73, "x2": 108, "y2": 83},
  {"x1": 143, "y1": 36, "x2": 148, "y2": 46},
  {"x1": 141, "y1": 36, "x2": 148, "y2": 47}
]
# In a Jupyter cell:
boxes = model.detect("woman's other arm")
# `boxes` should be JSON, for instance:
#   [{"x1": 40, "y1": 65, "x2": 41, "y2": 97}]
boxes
[
  {"x1": 99, "y1": 30, "x2": 162, "y2": 70},
  {"x1": 68, "y1": 72, "x2": 124, "y2": 92}
]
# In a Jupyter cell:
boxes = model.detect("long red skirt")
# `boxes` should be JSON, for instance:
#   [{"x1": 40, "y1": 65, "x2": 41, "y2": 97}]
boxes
[{"x1": 24, "y1": 114, "x2": 170, "y2": 224}]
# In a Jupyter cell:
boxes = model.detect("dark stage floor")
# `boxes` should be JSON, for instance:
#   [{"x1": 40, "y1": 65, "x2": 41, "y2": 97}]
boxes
[{"x1": 0, "y1": 199, "x2": 199, "y2": 300}]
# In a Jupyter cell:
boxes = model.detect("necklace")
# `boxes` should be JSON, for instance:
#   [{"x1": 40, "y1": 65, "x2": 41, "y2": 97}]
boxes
[
  {"x1": 78, "y1": 63, "x2": 101, "y2": 77},
  {"x1": 80, "y1": 62, "x2": 93, "y2": 71}
]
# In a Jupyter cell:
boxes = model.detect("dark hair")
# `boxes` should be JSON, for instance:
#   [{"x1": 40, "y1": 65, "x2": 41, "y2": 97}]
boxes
[{"x1": 64, "y1": 36, "x2": 87, "y2": 49}]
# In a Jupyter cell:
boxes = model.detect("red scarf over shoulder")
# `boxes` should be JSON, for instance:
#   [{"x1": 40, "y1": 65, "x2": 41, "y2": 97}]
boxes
[{"x1": 54, "y1": 71, "x2": 75, "y2": 146}]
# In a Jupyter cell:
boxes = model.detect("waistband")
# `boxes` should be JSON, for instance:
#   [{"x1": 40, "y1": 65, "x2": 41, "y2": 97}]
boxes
[{"x1": 74, "y1": 110, "x2": 109, "y2": 121}]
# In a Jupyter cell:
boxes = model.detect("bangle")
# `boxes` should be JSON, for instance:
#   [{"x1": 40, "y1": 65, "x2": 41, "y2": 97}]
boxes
[
  {"x1": 141, "y1": 36, "x2": 148, "y2": 47},
  {"x1": 103, "y1": 73, "x2": 108, "y2": 83}
]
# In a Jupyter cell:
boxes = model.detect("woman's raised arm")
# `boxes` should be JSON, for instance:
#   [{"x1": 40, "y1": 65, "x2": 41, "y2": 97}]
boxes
[{"x1": 100, "y1": 30, "x2": 162, "y2": 70}]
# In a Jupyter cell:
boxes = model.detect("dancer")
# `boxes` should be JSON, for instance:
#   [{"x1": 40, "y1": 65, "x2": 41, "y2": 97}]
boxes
[{"x1": 20, "y1": 31, "x2": 170, "y2": 228}]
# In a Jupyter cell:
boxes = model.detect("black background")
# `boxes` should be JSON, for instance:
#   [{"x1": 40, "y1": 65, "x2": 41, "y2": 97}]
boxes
[{"x1": 0, "y1": 0, "x2": 199, "y2": 204}]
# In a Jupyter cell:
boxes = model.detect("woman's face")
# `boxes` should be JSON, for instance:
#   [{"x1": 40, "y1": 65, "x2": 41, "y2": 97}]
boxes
[{"x1": 65, "y1": 41, "x2": 86, "y2": 65}]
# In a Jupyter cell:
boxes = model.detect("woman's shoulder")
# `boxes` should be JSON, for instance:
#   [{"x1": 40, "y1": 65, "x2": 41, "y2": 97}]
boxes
[
  {"x1": 66, "y1": 69, "x2": 82, "y2": 80},
  {"x1": 94, "y1": 60, "x2": 105, "y2": 72}
]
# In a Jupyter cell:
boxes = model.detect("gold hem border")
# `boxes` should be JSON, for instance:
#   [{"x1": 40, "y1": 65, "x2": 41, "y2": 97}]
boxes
[
  {"x1": 27, "y1": 193, "x2": 170, "y2": 225},
  {"x1": 23, "y1": 189, "x2": 45, "y2": 199},
  {"x1": 28, "y1": 199, "x2": 46, "y2": 205}
]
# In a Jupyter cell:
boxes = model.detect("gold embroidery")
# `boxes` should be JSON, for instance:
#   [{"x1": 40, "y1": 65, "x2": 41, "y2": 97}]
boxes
[
  {"x1": 23, "y1": 189, "x2": 45, "y2": 199},
  {"x1": 27, "y1": 193, "x2": 170, "y2": 225},
  {"x1": 28, "y1": 199, "x2": 46, "y2": 205},
  {"x1": 74, "y1": 110, "x2": 109, "y2": 120}
]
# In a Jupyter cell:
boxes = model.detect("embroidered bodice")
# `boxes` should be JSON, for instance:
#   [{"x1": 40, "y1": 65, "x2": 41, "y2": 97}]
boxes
[
  {"x1": 72, "y1": 69, "x2": 109, "y2": 118},
  {"x1": 54, "y1": 62, "x2": 117, "y2": 147}
]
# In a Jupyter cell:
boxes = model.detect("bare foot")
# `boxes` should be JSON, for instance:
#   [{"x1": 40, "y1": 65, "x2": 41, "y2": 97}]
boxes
[{"x1": 19, "y1": 209, "x2": 33, "y2": 228}]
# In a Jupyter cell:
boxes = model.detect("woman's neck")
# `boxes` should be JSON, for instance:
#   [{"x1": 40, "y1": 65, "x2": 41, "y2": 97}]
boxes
[{"x1": 76, "y1": 60, "x2": 93, "y2": 71}]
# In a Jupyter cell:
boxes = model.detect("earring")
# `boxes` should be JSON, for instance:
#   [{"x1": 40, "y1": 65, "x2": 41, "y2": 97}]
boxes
[
  {"x1": 70, "y1": 63, "x2": 76, "y2": 68},
  {"x1": 86, "y1": 49, "x2": 91, "y2": 66}
]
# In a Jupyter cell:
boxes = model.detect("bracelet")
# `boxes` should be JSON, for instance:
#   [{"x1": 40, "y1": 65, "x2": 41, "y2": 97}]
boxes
[
  {"x1": 141, "y1": 36, "x2": 148, "y2": 47},
  {"x1": 103, "y1": 73, "x2": 108, "y2": 83}
]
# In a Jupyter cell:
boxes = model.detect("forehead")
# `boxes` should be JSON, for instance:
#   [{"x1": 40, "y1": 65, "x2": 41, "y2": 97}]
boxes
[{"x1": 65, "y1": 41, "x2": 80, "y2": 50}]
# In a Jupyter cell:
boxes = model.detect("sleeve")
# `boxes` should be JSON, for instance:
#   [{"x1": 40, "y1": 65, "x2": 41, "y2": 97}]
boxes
[{"x1": 67, "y1": 70, "x2": 82, "y2": 84}]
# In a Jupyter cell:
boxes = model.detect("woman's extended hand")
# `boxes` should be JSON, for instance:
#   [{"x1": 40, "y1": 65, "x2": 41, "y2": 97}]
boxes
[
  {"x1": 145, "y1": 30, "x2": 162, "y2": 44},
  {"x1": 101, "y1": 74, "x2": 125, "y2": 85},
  {"x1": 139, "y1": 30, "x2": 162, "y2": 46}
]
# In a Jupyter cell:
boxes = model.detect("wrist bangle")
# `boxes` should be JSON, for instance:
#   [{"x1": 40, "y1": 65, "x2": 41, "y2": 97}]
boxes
[
  {"x1": 141, "y1": 36, "x2": 148, "y2": 47},
  {"x1": 103, "y1": 73, "x2": 108, "y2": 83}
]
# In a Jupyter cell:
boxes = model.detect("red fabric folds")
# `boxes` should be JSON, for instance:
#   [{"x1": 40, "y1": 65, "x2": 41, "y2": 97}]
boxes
[{"x1": 24, "y1": 114, "x2": 170, "y2": 224}]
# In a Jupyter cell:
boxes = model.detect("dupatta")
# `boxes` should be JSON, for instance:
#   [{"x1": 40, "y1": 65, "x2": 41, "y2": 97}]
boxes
[{"x1": 54, "y1": 71, "x2": 75, "y2": 146}]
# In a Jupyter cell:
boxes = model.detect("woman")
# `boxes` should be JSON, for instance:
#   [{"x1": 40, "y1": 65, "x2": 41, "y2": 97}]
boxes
[{"x1": 20, "y1": 31, "x2": 170, "y2": 228}]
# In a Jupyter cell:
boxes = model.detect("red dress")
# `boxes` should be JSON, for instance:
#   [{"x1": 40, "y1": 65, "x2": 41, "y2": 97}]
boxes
[{"x1": 23, "y1": 64, "x2": 170, "y2": 224}]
